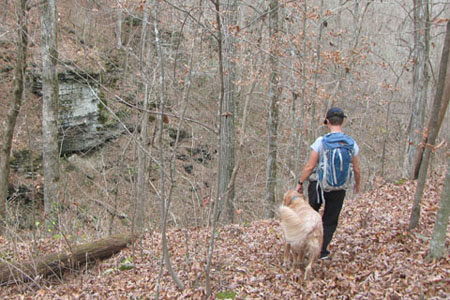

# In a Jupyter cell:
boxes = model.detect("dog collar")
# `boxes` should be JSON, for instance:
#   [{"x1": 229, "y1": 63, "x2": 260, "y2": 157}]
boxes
[{"x1": 291, "y1": 195, "x2": 302, "y2": 201}]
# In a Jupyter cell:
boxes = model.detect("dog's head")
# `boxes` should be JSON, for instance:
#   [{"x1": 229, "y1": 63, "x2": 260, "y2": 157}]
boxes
[{"x1": 283, "y1": 190, "x2": 305, "y2": 206}]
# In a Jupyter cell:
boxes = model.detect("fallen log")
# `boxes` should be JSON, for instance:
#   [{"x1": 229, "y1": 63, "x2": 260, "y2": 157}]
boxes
[{"x1": 0, "y1": 234, "x2": 136, "y2": 285}]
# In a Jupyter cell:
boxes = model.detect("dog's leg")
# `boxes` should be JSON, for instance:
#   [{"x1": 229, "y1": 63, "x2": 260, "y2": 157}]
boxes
[
  {"x1": 295, "y1": 250, "x2": 305, "y2": 284},
  {"x1": 292, "y1": 251, "x2": 297, "y2": 270},
  {"x1": 297, "y1": 248, "x2": 305, "y2": 267},
  {"x1": 303, "y1": 250, "x2": 319, "y2": 280},
  {"x1": 283, "y1": 243, "x2": 291, "y2": 267}
]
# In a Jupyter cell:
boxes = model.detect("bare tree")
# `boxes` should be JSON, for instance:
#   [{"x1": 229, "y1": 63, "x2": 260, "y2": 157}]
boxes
[
  {"x1": 265, "y1": 0, "x2": 280, "y2": 218},
  {"x1": 135, "y1": 0, "x2": 151, "y2": 232},
  {"x1": 41, "y1": 0, "x2": 60, "y2": 217},
  {"x1": 309, "y1": 0, "x2": 324, "y2": 141},
  {"x1": 1, "y1": 0, "x2": 8, "y2": 23},
  {"x1": 409, "y1": 20, "x2": 449, "y2": 230},
  {"x1": 152, "y1": 1, "x2": 184, "y2": 296},
  {"x1": 0, "y1": 0, "x2": 28, "y2": 234},
  {"x1": 403, "y1": 0, "x2": 430, "y2": 179},
  {"x1": 428, "y1": 153, "x2": 450, "y2": 259},
  {"x1": 135, "y1": 86, "x2": 150, "y2": 231},
  {"x1": 293, "y1": 1, "x2": 308, "y2": 177},
  {"x1": 206, "y1": 0, "x2": 226, "y2": 294},
  {"x1": 115, "y1": 2, "x2": 123, "y2": 49},
  {"x1": 218, "y1": 0, "x2": 237, "y2": 224}
]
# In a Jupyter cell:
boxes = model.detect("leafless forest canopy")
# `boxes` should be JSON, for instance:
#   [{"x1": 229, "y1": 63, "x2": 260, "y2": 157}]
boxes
[{"x1": 0, "y1": 0, "x2": 449, "y2": 233}]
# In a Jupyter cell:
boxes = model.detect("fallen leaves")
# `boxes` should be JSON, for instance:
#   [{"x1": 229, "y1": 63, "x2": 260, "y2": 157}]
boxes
[{"x1": 0, "y1": 175, "x2": 448, "y2": 299}]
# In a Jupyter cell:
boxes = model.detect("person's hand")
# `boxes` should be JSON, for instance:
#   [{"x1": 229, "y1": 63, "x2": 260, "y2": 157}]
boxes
[
  {"x1": 354, "y1": 184, "x2": 360, "y2": 194},
  {"x1": 296, "y1": 183, "x2": 303, "y2": 193}
]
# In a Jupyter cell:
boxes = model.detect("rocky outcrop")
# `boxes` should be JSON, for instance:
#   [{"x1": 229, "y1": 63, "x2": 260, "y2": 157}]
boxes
[{"x1": 32, "y1": 70, "x2": 127, "y2": 155}]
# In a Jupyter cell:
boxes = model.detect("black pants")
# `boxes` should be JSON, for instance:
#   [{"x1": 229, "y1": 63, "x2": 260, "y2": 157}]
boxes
[{"x1": 308, "y1": 181, "x2": 346, "y2": 254}]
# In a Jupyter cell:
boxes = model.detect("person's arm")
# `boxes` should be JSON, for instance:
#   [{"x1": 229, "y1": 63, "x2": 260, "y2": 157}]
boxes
[
  {"x1": 296, "y1": 150, "x2": 319, "y2": 193},
  {"x1": 352, "y1": 155, "x2": 361, "y2": 193}
]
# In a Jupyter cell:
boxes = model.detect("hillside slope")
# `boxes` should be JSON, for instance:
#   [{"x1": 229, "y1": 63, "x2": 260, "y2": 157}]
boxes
[{"x1": 0, "y1": 175, "x2": 448, "y2": 299}]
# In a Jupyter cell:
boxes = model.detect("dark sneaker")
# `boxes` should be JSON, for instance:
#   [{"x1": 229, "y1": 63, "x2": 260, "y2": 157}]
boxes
[{"x1": 320, "y1": 250, "x2": 330, "y2": 259}]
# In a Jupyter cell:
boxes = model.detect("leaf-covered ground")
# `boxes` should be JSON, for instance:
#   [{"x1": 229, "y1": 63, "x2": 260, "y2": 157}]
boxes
[{"x1": 1, "y1": 177, "x2": 449, "y2": 299}]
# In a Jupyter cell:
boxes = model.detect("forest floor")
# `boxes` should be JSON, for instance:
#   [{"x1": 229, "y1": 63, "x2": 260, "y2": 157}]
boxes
[{"x1": 0, "y1": 175, "x2": 448, "y2": 299}]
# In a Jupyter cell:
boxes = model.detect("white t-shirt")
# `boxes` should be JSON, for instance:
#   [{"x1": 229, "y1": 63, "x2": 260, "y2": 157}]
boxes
[{"x1": 311, "y1": 133, "x2": 359, "y2": 156}]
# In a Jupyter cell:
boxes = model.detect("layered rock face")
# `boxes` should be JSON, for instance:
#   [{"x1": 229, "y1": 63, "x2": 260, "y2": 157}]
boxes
[
  {"x1": 32, "y1": 71, "x2": 125, "y2": 155},
  {"x1": 58, "y1": 72, "x2": 104, "y2": 154}
]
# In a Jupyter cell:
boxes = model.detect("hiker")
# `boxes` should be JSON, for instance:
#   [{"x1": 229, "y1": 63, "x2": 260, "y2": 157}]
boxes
[{"x1": 296, "y1": 107, "x2": 361, "y2": 259}]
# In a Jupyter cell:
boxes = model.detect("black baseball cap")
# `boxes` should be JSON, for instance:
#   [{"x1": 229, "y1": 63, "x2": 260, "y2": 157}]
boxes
[{"x1": 324, "y1": 107, "x2": 346, "y2": 124}]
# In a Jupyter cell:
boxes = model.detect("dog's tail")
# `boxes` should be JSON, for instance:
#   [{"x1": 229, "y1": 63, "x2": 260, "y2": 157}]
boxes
[{"x1": 279, "y1": 205, "x2": 317, "y2": 244}]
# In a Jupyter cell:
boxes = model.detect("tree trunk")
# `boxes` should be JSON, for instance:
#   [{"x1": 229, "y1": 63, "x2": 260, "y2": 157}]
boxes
[
  {"x1": 428, "y1": 153, "x2": 450, "y2": 259},
  {"x1": 265, "y1": 0, "x2": 280, "y2": 218},
  {"x1": 218, "y1": 0, "x2": 237, "y2": 224},
  {"x1": 294, "y1": 1, "x2": 308, "y2": 177},
  {"x1": 152, "y1": 2, "x2": 184, "y2": 295},
  {"x1": 382, "y1": 70, "x2": 405, "y2": 178},
  {"x1": 206, "y1": 0, "x2": 226, "y2": 295},
  {"x1": 403, "y1": 0, "x2": 430, "y2": 179},
  {"x1": 414, "y1": 10, "x2": 449, "y2": 179},
  {"x1": 135, "y1": 85, "x2": 149, "y2": 230},
  {"x1": 41, "y1": 0, "x2": 60, "y2": 216},
  {"x1": 1, "y1": 0, "x2": 8, "y2": 23},
  {"x1": 409, "y1": 20, "x2": 450, "y2": 230},
  {"x1": 290, "y1": 1, "x2": 307, "y2": 177},
  {"x1": 413, "y1": 85, "x2": 450, "y2": 179},
  {"x1": 380, "y1": 94, "x2": 394, "y2": 176},
  {"x1": 0, "y1": 234, "x2": 135, "y2": 285},
  {"x1": 135, "y1": 1, "x2": 151, "y2": 232},
  {"x1": 81, "y1": 0, "x2": 93, "y2": 45},
  {"x1": 309, "y1": 0, "x2": 324, "y2": 142},
  {"x1": 115, "y1": 5, "x2": 122, "y2": 49},
  {"x1": 0, "y1": 0, "x2": 28, "y2": 234}
]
